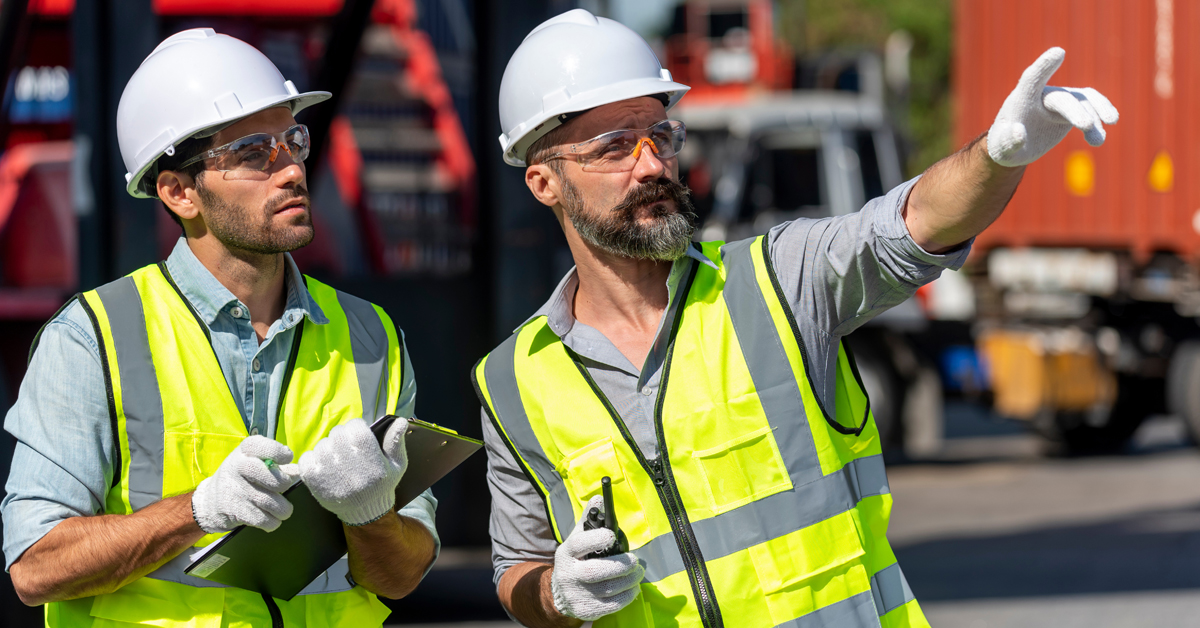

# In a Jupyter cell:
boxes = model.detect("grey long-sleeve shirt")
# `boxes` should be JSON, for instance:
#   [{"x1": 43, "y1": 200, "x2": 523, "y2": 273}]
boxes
[{"x1": 482, "y1": 176, "x2": 969, "y2": 586}]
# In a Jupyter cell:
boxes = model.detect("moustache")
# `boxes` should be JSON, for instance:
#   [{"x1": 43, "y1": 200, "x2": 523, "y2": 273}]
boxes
[
  {"x1": 610, "y1": 178, "x2": 693, "y2": 219},
  {"x1": 265, "y1": 186, "x2": 311, "y2": 214}
]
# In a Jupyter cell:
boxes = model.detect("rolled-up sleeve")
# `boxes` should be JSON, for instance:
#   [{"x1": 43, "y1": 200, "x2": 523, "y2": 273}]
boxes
[
  {"x1": 392, "y1": 331, "x2": 441, "y2": 572},
  {"x1": 482, "y1": 409, "x2": 557, "y2": 588},
  {"x1": 2, "y1": 301, "x2": 115, "y2": 571},
  {"x1": 764, "y1": 176, "x2": 971, "y2": 407}
]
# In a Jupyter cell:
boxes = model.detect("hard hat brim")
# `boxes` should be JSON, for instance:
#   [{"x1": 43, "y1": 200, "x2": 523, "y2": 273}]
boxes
[{"x1": 124, "y1": 90, "x2": 331, "y2": 199}]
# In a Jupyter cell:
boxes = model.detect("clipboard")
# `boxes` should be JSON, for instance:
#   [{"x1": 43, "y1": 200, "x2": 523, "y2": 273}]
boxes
[{"x1": 183, "y1": 416, "x2": 482, "y2": 600}]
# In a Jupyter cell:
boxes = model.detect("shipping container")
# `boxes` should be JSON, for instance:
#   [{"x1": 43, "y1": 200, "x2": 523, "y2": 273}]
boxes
[
  {"x1": 955, "y1": 0, "x2": 1199, "y2": 262},
  {"x1": 949, "y1": 0, "x2": 1200, "y2": 454}
]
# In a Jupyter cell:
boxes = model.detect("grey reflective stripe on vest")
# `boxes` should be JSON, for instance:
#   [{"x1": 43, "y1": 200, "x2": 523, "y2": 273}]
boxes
[
  {"x1": 773, "y1": 591, "x2": 879, "y2": 628},
  {"x1": 484, "y1": 332, "x2": 579, "y2": 536},
  {"x1": 337, "y1": 291, "x2": 391, "y2": 422},
  {"x1": 635, "y1": 455, "x2": 890, "y2": 582},
  {"x1": 94, "y1": 278, "x2": 165, "y2": 512},
  {"x1": 720, "y1": 238, "x2": 824, "y2": 487},
  {"x1": 146, "y1": 552, "x2": 353, "y2": 595},
  {"x1": 870, "y1": 562, "x2": 915, "y2": 616}
]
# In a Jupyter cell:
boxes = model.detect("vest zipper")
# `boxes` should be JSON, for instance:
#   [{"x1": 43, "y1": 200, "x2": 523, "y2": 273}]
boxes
[{"x1": 565, "y1": 261, "x2": 723, "y2": 628}]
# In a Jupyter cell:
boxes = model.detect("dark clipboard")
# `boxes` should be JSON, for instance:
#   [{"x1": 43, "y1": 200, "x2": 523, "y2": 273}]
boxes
[{"x1": 182, "y1": 416, "x2": 482, "y2": 600}]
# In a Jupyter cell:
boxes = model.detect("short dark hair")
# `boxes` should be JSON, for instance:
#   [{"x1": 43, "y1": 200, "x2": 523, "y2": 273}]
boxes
[{"x1": 148, "y1": 134, "x2": 214, "y2": 228}]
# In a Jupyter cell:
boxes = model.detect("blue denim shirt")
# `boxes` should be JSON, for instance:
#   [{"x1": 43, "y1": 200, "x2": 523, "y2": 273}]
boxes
[{"x1": 1, "y1": 238, "x2": 438, "y2": 569}]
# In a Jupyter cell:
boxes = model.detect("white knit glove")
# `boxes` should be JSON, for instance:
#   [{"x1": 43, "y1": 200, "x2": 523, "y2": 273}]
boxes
[
  {"x1": 293, "y1": 417, "x2": 408, "y2": 526},
  {"x1": 987, "y1": 47, "x2": 1119, "y2": 167},
  {"x1": 191, "y1": 436, "x2": 300, "y2": 534},
  {"x1": 551, "y1": 496, "x2": 644, "y2": 621}
]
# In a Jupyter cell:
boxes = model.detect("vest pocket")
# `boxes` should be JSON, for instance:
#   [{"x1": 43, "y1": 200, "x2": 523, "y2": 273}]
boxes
[
  {"x1": 747, "y1": 510, "x2": 872, "y2": 624},
  {"x1": 558, "y1": 438, "x2": 650, "y2": 543},
  {"x1": 690, "y1": 426, "x2": 793, "y2": 516}
]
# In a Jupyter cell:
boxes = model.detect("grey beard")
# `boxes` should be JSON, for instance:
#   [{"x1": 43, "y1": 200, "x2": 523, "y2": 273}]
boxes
[{"x1": 560, "y1": 176, "x2": 696, "y2": 261}]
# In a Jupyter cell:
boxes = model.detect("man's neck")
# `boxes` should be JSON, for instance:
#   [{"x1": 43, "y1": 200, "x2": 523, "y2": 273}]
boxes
[
  {"x1": 568, "y1": 234, "x2": 673, "y2": 368},
  {"x1": 186, "y1": 236, "x2": 287, "y2": 342}
]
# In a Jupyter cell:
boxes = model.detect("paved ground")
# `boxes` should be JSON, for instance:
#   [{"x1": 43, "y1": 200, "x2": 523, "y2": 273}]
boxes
[
  {"x1": 892, "y1": 404, "x2": 1200, "y2": 627},
  {"x1": 386, "y1": 402, "x2": 1200, "y2": 627}
]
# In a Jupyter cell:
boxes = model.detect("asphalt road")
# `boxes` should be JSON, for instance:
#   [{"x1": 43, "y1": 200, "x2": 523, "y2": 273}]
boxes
[
  {"x1": 387, "y1": 402, "x2": 1200, "y2": 627},
  {"x1": 891, "y1": 403, "x2": 1200, "y2": 627}
]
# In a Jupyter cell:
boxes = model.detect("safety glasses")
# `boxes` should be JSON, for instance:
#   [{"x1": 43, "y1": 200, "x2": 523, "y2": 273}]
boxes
[
  {"x1": 542, "y1": 119, "x2": 686, "y2": 173},
  {"x1": 178, "y1": 124, "x2": 311, "y2": 173}
]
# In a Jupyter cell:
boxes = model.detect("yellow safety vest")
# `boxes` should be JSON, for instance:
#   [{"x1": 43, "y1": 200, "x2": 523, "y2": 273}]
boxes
[
  {"x1": 44, "y1": 263, "x2": 404, "y2": 628},
  {"x1": 474, "y1": 237, "x2": 929, "y2": 628}
]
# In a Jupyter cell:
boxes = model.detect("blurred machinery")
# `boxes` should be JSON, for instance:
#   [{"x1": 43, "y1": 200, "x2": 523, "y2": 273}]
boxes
[
  {"x1": 948, "y1": 0, "x2": 1200, "y2": 452},
  {"x1": 668, "y1": 0, "x2": 944, "y2": 457}
]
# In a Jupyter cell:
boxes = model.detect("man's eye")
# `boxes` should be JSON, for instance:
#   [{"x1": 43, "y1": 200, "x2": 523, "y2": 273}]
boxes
[{"x1": 239, "y1": 150, "x2": 268, "y2": 164}]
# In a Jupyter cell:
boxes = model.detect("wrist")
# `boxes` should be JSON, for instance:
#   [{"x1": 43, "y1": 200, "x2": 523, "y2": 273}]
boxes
[
  {"x1": 543, "y1": 567, "x2": 584, "y2": 627},
  {"x1": 339, "y1": 491, "x2": 397, "y2": 527}
]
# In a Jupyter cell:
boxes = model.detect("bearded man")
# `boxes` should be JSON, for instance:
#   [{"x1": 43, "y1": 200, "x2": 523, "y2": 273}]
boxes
[{"x1": 472, "y1": 9, "x2": 1117, "y2": 628}]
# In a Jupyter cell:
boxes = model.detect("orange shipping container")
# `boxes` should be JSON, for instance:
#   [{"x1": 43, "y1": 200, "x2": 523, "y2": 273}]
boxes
[{"x1": 955, "y1": 0, "x2": 1199, "y2": 262}]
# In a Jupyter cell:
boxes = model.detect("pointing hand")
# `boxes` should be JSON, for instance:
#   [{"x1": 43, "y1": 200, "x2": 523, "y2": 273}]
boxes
[{"x1": 987, "y1": 47, "x2": 1119, "y2": 167}]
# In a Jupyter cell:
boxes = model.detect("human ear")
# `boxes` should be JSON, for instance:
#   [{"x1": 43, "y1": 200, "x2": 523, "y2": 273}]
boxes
[
  {"x1": 525, "y1": 164, "x2": 561, "y2": 208},
  {"x1": 156, "y1": 171, "x2": 201, "y2": 221}
]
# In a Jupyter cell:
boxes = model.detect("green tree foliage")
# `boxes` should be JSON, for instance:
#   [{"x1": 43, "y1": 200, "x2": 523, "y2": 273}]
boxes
[{"x1": 779, "y1": 0, "x2": 953, "y2": 175}]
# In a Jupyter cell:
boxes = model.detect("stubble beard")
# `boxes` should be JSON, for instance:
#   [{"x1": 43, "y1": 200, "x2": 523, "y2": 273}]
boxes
[
  {"x1": 560, "y1": 174, "x2": 697, "y2": 261},
  {"x1": 196, "y1": 176, "x2": 314, "y2": 255}
]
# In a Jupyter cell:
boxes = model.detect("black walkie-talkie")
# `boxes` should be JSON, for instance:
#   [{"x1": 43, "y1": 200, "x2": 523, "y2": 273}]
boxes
[{"x1": 582, "y1": 476, "x2": 629, "y2": 558}]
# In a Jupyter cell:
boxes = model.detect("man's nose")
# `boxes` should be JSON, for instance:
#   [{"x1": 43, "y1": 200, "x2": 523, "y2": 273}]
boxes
[
  {"x1": 271, "y1": 151, "x2": 306, "y2": 186},
  {"x1": 631, "y1": 138, "x2": 666, "y2": 182}
]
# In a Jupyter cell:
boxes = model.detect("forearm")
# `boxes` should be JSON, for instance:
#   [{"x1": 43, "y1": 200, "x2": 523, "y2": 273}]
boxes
[
  {"x1": 498, "y1": 562, "x2": 582, "y2": 628},
  {"x1": 345, "y1": 512, "x2": 436, "y2": 599},
  {"x1": 904, "y1": 133, "x2": 1026, "y2": 253},
  {"x1": 9, "y1": 493, "x2": 205, "y2": 606}
]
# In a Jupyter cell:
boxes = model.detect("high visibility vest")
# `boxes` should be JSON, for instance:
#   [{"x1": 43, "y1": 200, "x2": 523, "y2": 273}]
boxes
[
  {"x1": 43, "y1": 263, "x2": 404, "y2": 628},
  {"x1": 474, "y1": 237, "x2": 929, "y2": 628}
]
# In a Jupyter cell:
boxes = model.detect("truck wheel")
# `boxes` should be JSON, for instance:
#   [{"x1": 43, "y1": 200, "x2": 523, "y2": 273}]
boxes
[
  {"x1": 1167, "y1": 340, "x2": 1200, "y2": 444},
  {"x1": 1052, "y1": 374, "x2": 1158, "y2": 454}
]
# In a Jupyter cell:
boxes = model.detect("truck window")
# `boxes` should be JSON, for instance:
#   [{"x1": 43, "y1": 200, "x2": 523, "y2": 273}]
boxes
[
  {"x1": 855, "y1": 130, "x2": 884, "y2": 201},
  {"x1": 741, "y1": 145, "x2": 825, "y2": 222}
]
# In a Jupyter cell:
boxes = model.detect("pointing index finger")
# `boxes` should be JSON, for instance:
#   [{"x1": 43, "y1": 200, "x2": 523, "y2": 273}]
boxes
[{"x1": 1016, "y1": 47, "x2": 1066, "y2": 99}]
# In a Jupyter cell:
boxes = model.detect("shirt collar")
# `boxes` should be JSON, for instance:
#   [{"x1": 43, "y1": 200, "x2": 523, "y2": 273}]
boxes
[
  {"x1": 517, "y1": 244, "x2": 717, "y2": 336},
  {"x1": 163, "y1": 238, "x2": 329, "y2": 328}
]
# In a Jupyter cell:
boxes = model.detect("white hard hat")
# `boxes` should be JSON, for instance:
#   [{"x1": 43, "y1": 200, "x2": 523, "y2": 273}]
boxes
[
  {"x1": 117, "y1": 28, "x2": 331, "y2": 198},
  {"x1": 498, "y1": 9, "x2": 690, "y2": 167}
]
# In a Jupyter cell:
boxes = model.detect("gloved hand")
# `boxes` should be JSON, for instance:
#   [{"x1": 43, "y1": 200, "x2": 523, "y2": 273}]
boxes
[
  {"x1": 191, "y1": 435, "x2": 300, "y2": 533},
  {"x1": 294, "y1": 417, "x2": 408, "y2": 526},
  {"x1": 987, "y1": 47, "x2": 1119, "y2": 167},
  {"x1": 551, "y1": 495, "x2": 644, "y2": 621}
]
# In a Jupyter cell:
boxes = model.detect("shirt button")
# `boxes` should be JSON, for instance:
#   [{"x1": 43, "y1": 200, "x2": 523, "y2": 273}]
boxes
[
  {"x1": 250, "y1": 427, "x2": 259, "y2": 436},
  {"x1": 252, "y1": 358, "x2": 261, "y2": 372},
  {"x1": 642, "y1": 387, "x2": 653, "y2": 397},
  {"x1": 230, "y1": 306, "x2": 245, "y2": 319}
]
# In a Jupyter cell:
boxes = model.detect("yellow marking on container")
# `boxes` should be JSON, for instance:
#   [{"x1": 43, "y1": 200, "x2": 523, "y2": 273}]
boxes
[
  {"x1": 1065, "y1": 150, "x2": 1094, "y2": 197},
  {"x1": 1148, "y1": 150, "x2": 1174, "y2": 192}
]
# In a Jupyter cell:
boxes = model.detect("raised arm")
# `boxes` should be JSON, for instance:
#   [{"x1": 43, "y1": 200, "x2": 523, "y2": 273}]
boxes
[{"x1": 904, "y1": 47, "x2": 1118, "y2": 253}]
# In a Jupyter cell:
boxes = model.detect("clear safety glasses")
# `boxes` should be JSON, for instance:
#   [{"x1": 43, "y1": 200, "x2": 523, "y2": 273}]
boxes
[
  {"x1": 542, "y1": 119, "x2": 686, "y2": 173},
  {"x1": 179, "y1": 124, "x2": 311, "y2": 173}
]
